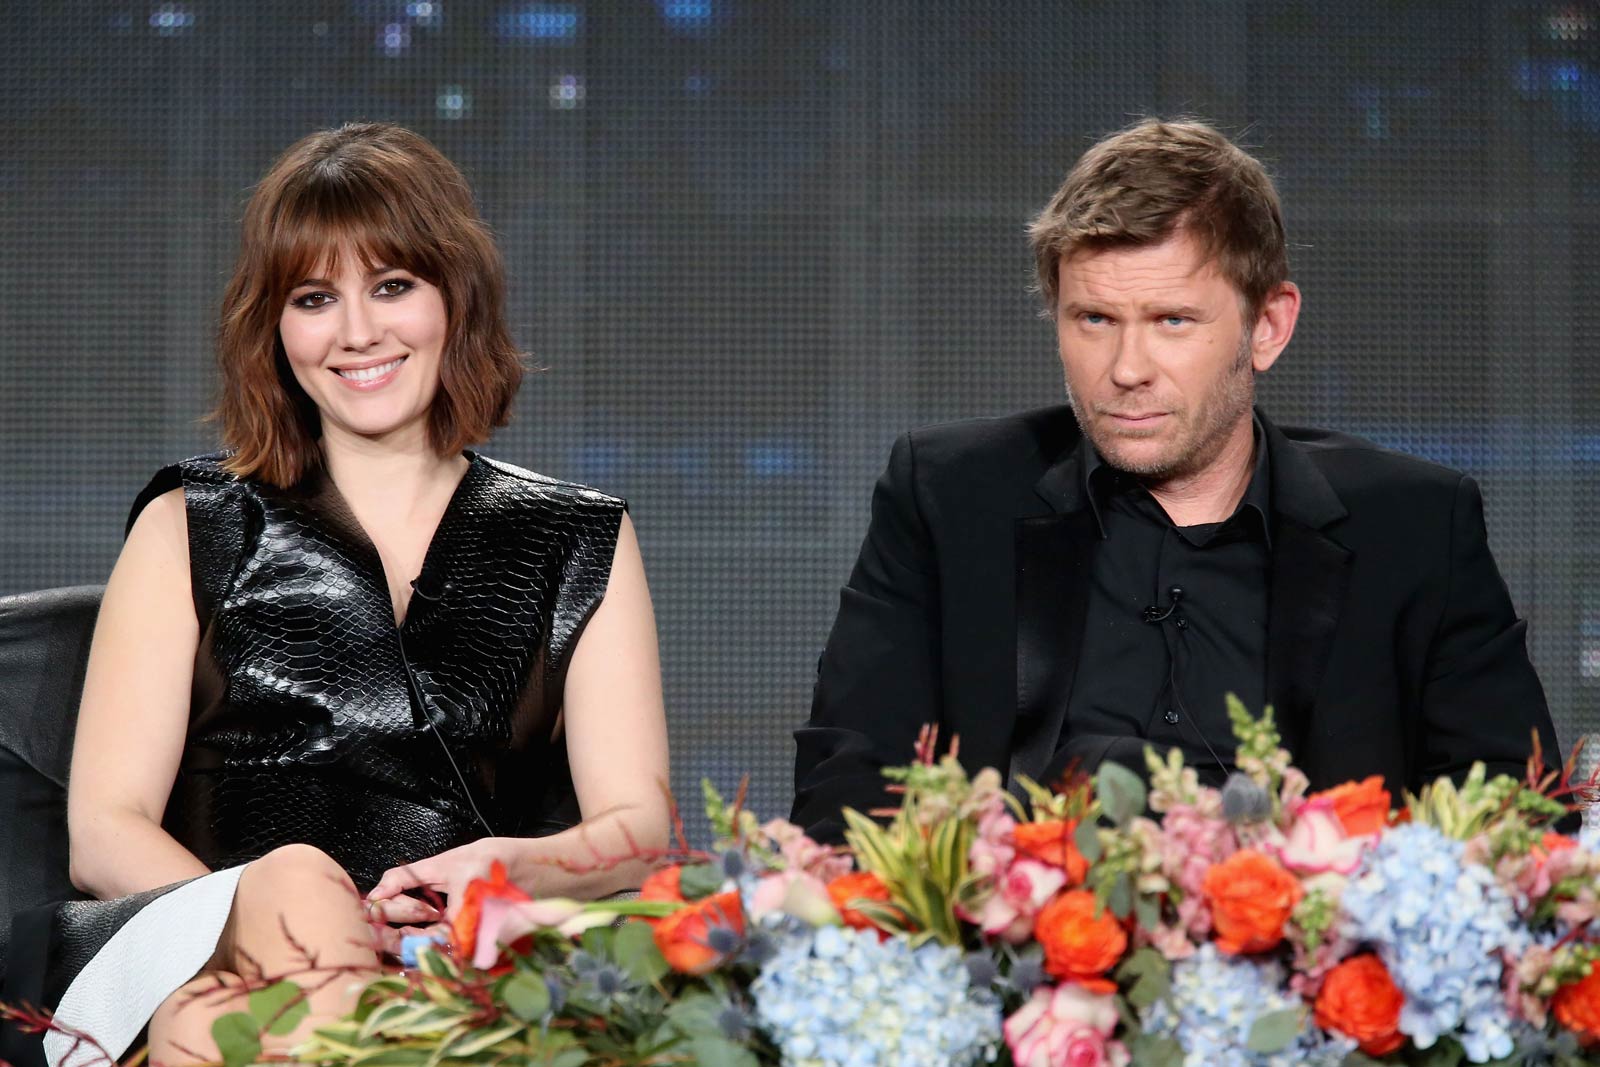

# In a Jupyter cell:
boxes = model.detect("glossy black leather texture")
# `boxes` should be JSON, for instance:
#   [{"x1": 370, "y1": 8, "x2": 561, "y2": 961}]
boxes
[
  {"x1": 147, "y1": 452, "x2": 624, "y2": 892},
  {"x1": 0, "y1": 585, "x2": 101, "y2": 976}
]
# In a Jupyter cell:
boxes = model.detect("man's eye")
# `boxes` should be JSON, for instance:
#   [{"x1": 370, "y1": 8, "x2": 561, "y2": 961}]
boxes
[
  {"x1": 1162, "y1": 315, "x2": 1189, "y2": 327},
  {"x1": 1082, "y1": 313, "x2": 1108, "y2": 325}
]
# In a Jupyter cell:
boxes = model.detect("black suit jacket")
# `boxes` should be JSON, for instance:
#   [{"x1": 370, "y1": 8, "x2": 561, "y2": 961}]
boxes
[{"x1": 792, "y1": 406, "x2": 1560, "y2": 842}]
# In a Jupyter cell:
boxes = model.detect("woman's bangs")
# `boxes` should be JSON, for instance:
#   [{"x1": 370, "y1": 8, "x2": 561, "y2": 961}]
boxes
[{"x1": 267, "y1": 191, "x2": 432, "y2": 301}]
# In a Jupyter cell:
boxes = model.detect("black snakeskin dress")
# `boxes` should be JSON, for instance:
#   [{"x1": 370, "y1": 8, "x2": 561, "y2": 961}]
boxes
[{"x1": 2, "y1": 451, "x2": 624, "y2": 1038}]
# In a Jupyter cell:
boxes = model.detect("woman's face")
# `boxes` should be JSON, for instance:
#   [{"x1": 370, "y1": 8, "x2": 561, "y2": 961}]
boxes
[{"x1": 279, "y1": 246, "x2": 449, "y2": 447}]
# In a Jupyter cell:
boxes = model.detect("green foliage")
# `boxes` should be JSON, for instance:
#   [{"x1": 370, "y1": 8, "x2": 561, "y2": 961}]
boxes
[
  {"x1": 212, "y1": 1010, "x2": 262, "y2": 1067},
  {"x1": 1096, "y1": 761, "x2": 1146, "y2": 828},
  {"x1": 1244, "y1": 1007, "x2": 1304, "y2": 1053},
  {"x1": 1114, "y1": 947, "x2": 1171, "y2": 1011},
  {"x1": 842, "y1": 788, "x2": 975, "y2": 946},
  {"x1": 248, "y1": 980, "x2": 310, "y2": 1038}
]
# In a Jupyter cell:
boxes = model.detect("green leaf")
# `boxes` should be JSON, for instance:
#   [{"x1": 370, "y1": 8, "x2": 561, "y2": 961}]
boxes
[
  {"x1": 678, "y1": 863, "x2": 725, "y2": 901},
  {"x1": 437, "y1": 1020, "x2": 524, "y2": 1059},
  {"x1": 1338, "y1": 1053, "x2": 1387, "y2": 1067},
  {"x1": 1127, "y1": 1032, "x2": 1184, "y2": 1067},
  {"x1": 501, "y1": 971, "x2": 551, "y2": 1022},
  {"x1": 1245, "y1": 1007, "x2": 1303, "y2": 1053},
  {"x1": 211, "y1": 1011, "x2": 262, "y2": 1067},
  {"x1": 349, "y1": 1047, "x2": 435, "y2": 1067},
  {"x1": 689, "y1": 1036, "x2": 761, "y2": 1067},
  {"x1": 1133, "y1": 893, "x2": 1160, "y2": 932},
  {"x1": 1074, "y1": 818, "x2": 1103, "y2": 863},
  {"x1": 1097, "y1": 761, "x2": 1147, "y2": 827},
  {"x1": 612, "y1": 919, "x2": 670, "y2": 985},
  {"x1": 1115, "y1": 947, "x2": 1171, "y2": 1011},
  {"x1": 1107, "y1": 873, "x2": 1133, "y2": 920},
  {"x1": 1412, "y1": 1037, "x2": 1466, "y2": 1067},
  {"x1": 247, "y1": 979, "x2": 309, "y2": 1038}
]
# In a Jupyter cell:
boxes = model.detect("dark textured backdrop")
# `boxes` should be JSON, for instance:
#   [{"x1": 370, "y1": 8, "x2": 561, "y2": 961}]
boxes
[{"x1": 2, "y1": 1, "x2": 1595, "y2": 832}]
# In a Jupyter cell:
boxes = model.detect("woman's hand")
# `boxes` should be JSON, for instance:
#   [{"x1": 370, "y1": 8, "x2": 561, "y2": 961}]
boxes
[{"x1": 366, "y1": 837, "x2": 521, "y2": 919}]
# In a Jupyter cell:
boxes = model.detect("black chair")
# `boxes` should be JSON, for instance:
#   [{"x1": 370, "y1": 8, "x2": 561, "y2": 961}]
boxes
[{"x1": 0, "y1": 585, "x2": 102, "y2": 975}]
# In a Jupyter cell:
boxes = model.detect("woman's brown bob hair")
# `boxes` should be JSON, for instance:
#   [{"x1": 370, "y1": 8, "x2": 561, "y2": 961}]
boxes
[{"x1": 215, "y1": 122, "x2": 524, "y2": 488}]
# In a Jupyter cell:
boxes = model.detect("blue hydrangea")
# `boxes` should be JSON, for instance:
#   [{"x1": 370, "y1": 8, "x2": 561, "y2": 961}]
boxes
[
  {"x1": 1340, "y1": 822, "x2": 1528, "y2": 1063},
  {"x1": 750, "y1": 925, "x2": 1002, "y2": 1067},
  {"x1": 1141, "y1": 944, "x2": 1354, "y2": 1067}
]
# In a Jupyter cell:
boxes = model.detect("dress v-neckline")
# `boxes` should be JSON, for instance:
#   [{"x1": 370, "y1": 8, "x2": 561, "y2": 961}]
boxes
[{"x1": 309, "y1": 452, "x2": 480, "y2": 629}]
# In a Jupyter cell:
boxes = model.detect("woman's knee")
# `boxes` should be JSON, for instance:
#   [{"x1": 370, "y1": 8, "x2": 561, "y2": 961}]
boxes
[{"x1": 235, "y1": 844, "x2": 357, "y2": 911}]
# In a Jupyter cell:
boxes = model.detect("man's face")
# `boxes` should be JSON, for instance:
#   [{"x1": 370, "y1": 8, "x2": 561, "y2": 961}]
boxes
[{"x1": 1055, "y1": 230, "x2": 1275, "y2": 483}]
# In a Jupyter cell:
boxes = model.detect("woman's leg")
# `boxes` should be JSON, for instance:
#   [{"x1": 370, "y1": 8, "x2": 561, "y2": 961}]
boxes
[{"x1": 147, "y1": 844, "x2": 380, "y2": 1064}]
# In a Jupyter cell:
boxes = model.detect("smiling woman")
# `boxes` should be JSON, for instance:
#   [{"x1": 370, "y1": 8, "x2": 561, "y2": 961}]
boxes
[{"x1": 0, "y1": 124, "x2": 669, "y2": 1067}]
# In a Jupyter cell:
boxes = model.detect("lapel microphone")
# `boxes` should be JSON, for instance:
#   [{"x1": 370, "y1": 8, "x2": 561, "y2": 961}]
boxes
[
  {"x1": 410, "y1": 570, "x2": 451, "y2": 602},
  {"x1": 1141, "y1": 585, "x2": 1184, "y2": 623}
]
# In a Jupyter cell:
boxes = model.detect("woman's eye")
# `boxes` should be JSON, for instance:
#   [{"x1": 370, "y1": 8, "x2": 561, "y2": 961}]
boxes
[
  {"x1": 290, "y1": 291, "x2": 333, "y2": 309},
  {"x1": 374, "y1": 278, "x2": 414, "y2": 298}
]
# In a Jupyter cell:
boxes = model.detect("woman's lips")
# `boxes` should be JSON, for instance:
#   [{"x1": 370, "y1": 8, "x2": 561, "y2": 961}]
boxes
[{"x1": 333, "y1": 355, "x2": 407, "y2": 390}]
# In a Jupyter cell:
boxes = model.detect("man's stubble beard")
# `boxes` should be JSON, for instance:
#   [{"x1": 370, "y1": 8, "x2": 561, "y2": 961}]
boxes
[{"x1": 1066, "y1": 330, "x2": 1256, "y2": 483}]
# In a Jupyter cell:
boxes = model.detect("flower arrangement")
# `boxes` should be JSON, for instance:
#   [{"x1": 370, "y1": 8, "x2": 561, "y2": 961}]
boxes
[{"x1": 15, "y1": 700, "x2": 1600, "y2": 1067}]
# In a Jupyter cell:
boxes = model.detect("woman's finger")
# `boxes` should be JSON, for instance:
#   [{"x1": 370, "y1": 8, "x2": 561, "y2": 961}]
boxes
[{"x1": 371, "y1": 895, "x2": 443, "y2": 925}]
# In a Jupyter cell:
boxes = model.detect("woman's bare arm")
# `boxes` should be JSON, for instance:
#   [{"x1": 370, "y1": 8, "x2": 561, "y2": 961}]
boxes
[{"x1": 67, "y1": 487, "x2": 210, "y2": 898}]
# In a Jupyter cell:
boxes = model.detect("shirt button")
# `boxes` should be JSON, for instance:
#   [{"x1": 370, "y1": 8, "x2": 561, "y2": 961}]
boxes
[
  {"x1": 1175, "y1": 616, "x2": 1188, "y2": 629},
  {"x1": 1164, "y1": 709, "x2": 1180, "y2": 725}
]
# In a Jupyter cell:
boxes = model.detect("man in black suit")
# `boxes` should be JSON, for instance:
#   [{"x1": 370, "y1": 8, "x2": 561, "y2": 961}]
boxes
[{"x1": 792, "y1": 118, "x2": 1560, "y2": 842}]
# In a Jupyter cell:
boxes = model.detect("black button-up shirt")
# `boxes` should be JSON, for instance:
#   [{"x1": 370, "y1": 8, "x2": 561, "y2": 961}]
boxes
[{"x1": 1058, "y1": 419, "x2": 1272, "y2": 783}]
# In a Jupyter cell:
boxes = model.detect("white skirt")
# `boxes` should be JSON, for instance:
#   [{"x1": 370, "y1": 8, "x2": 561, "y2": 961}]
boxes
[{"x1": 43, "y1": 866, "x2": 245, "y2": 1067}]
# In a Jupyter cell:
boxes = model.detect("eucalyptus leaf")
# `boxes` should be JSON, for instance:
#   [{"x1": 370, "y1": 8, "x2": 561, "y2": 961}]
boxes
[
  {"x1": 613, "y1": 918, "x2": 671, "y2": 985},
  {"x1": 1114, "y1": 947, "x2": 1171, "y2": 1010},
  {"x1": 1412, "y1": 1038, "x2": 1466, "y2": 1067},
  {"x1": 1127, "y1": 1032, "x2": 1184, "y2": 1067},
  {"x1": 438, "y1": 1020, "x2": 525, "y2": 1059},
  {"x1": 1074, "y1": 818, "x2": 1103, "y2": 863},
  {"x1": 1244, "y1": 1007, "x2": 1303, "y2": 1053},
  {"x1": 678, "y1": 863, "x2": 726, "y2": 900},
  {"x1": 211, "y1": 1011, "x2": 262, "y2": 1067},
  {"x1": 248, "y1": 979, "x2": 309, "y2": 1037},
  {"x1": 1107, "y1": 873, "x2": 1133, "y2": 919},
  {"x1": 1338, "y1": 1053, "x2": 1387, "y2": 1067},
  {"x1": 688, "y1": 1036, "x2": 761, "y2": 1067},
  {"x1": 1133, "y1": 893, "x2": 1160, "y2": 932},
  {"x1": 1096, "y1": 761, "x2": 1147, "y2": 827},
  {"x1": 501, "y1": 971, "x2": 551, "y2": 1022}
]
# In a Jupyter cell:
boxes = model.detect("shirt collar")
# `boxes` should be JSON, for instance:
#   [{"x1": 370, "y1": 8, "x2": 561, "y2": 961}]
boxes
[{"x1": 1079, "y1": 413, "x2": 1274, "y2": 547}]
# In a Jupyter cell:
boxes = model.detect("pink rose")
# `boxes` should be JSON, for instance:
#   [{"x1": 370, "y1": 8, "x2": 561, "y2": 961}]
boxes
[
  {"x1": 1004, "y1": 984, "x2": 1130, "y2": 1067},
  {"x1": 760, "y1": 818, "x2": 853, "y2": 882},
  {"x1": 746, "y1": 869, "x2": 840, "y2": 926},
  {"x1": 1272, "y1": 799, "x2": 1367, "y2": 876},
  {"x1": 973, "y1": 858, "x2": 1067, "y2": 943},
  {"x1": 969, "y1": 808, "x2": 1019, "y2": 880}
]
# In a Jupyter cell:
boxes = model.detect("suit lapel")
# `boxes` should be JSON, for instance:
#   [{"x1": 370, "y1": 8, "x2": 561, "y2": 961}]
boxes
[
  {"x1": 1010, "y1": 460, "x2": 1099, "y2": 789},
  {"x1": 1259, "y1": 412, "x2": 1353, "y2": 755}
]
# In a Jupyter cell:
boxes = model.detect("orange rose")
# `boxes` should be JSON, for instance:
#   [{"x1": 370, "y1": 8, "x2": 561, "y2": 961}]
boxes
[
  {"x1": 652, "y1": 889, "x2": 745, "y2": 975},
  {"x1": 637, "y1": 865, "x2": 686, "y2": 927},
  {"x1": 1201, "y1": 850, "x2": 1302, "y2": 955},
  {"x1": 828, "y1": 871, "x2": 892, "y2": 933},
  {"x1": 1540, "y1": 831, "x2": 1579, "y2": 857},
  {"x1": 1309, "y1": 776, "x2": 1391, "y2": 837},
  {"x1": 1013, "y1": 819, "x2": 1089, "y2": 886},
  {"x1": 1033, "y1": 889, "x2": 1127, "y2": 993},
  {"x1": 451, "y1": 860, "x2": 530, "y2": 960},
  {"x1": 1553, "y1": 962, "x2": 1600, "y2": 1045},
  {"x1": 1314, "y1": 954, "x2": 1405, "y2": 1056}
]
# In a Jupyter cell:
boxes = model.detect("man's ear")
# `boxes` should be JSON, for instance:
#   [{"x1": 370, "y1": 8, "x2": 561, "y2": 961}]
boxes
[{"x1": 1249, "y1": 281, "x2": 1301, "y2": 374}]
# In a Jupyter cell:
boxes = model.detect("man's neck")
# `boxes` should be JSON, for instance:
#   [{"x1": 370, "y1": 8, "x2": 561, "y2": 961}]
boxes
[{"x1": 1144, "y1": 416, "x2": 1258, "y2": 527}]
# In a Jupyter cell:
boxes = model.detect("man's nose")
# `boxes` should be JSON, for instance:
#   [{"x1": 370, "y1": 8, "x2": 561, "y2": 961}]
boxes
[{"x1": 1107, "y1": 329, "x2": 1156, "y2": 388}]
